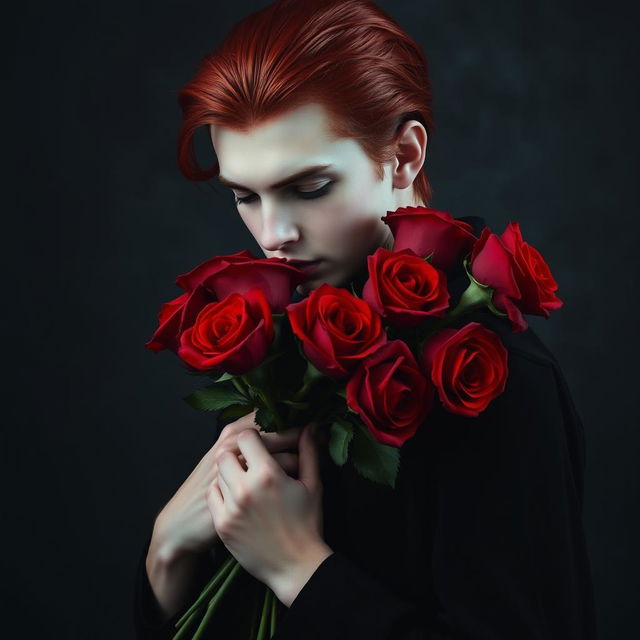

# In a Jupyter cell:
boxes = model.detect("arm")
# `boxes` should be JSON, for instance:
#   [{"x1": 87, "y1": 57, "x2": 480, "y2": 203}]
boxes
[
  {"x1": 145, "y1": 514, "x2": 221, "y2": 622},
  {"x1": 133, "y1": 411, "x2": 305, "y2": 638},
  {"x1": 133, "y1": 530, "x2": 219, "y2": 639},
  {"x1": 273, "y1": 349, "x2": 598, "y2": 639},
  {"x1": 133, "y1": 413, "x2": 234, "y2": 639}
]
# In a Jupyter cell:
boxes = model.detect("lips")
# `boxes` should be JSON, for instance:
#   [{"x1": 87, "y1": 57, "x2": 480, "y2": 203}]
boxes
[{"x1": 287, "y1": 259, "x2": 324, "y2": 277}]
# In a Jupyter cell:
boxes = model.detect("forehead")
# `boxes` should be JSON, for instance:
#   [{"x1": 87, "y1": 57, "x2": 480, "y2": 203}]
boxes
[{"x1": 209, "y1": 103, "x2": 358, "y2": 186}]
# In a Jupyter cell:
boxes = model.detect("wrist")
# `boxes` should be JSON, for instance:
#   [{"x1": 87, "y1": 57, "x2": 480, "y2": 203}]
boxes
[
  {"x1": 151, "y1": 512, "x2": 201, "y2": 565},
  {"x1": 145, "y1": 529, "x2": 209, "y2": 623},
  {"x1": 267, "y1": 539, "x2": 334, "y2": 608}
]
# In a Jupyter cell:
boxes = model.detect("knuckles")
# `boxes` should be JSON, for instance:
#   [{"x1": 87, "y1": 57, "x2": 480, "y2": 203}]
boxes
[
  {"x1": 235, "y1": 487, "x2": 253, "y2": 509},
  {"x1": 237, "y1": 429, "x2": 257, "y2": 444},
  {"x1": 254, "y1": 467, "x2": 278, "y2": 490},
  {"x1": 217, "y1": 449, "x2": 237, "y2": 465}
]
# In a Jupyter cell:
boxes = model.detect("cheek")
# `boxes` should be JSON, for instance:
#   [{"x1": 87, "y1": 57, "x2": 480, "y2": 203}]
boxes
[
  {"x1": 323, "y1": 184, "x2": 382, "y2": 234},
  {"x1": 328, "y1": 194, "x2": 386, "y2": 244},
  {"x1": 238, "y1": 210, "x2": 261, "y2": 239},
  {"x1": 307, "y1": 212, "x2": 345, "y2": 241},
  {"x1": 313, "y1": 194, "x2": 383, "y2": 260}
]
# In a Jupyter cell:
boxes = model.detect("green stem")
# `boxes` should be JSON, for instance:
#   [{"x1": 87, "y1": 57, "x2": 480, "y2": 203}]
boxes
[
  {"x1": 287, "y1": 406, "x2": 303, "y2": 431},
  {"x1": 174, "y1": 554, "x2": 237, "y2": 629},
  {"x1": 288, "y1": 362, "x2": 327, "y2": 426},
  {"x1": 249, "y1": 586, "x2": 261, "y2": 639},
  {"x1": 231, "y1": 376, "x2": 251, "y2": 401},
  {"x1": 256, "y1": 586, "x2": 272, "y2": 640},
  {"x1": 269, "y1": 589, "x2": 278, "y2": 638},
  {"x1": 257, "y1": 387, "x2": 287, "y2": 432},
  {"x1": 421, "y1": 280, "x2": 492, "y2": 344},
  {"x1": 293, "y1": 378, "x2": 315, "y2": 402},
  {"x1": 171, "y1": 608, "x2": 204, "y2": 640},
  {"x1": 191, "y1": 561, "x2": 243, "y2": 640}
]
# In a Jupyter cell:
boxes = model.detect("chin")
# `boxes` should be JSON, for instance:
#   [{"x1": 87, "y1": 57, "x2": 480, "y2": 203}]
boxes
[
  {"x1": 295, "y1": 280, "x2": 319, "y2": 295},
  {"x1": 296, "y1": 274, "x2": 333, "y2": 295}
]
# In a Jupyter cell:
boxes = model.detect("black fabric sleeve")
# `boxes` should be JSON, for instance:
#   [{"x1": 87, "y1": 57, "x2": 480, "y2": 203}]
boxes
[{"x1": 273, "y1": 348, "x2": 598, "y2": 639}]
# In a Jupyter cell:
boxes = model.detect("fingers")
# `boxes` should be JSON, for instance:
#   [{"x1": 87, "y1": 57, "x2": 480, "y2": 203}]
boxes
[
  {"x1": 260, "y1": 428, "x2": 303, "y2": 452},
  {"x1": 221, "y1": 408, "x2": 260, "y2": 435},
  {"x1": 298, "y1": 422, "x2": 321, "y2": 491},
  {"x1": 222, "y1": 450, "x2": 298, "y2": 476},
  {"x1": 237, "y1": 429, "x2": 282, "y2": 474},
  {"x1": 217, "y1": 450, "x2": 246, "y2": 502},
  {"x1": 219, "y1": 409, "x2": 302, "y2": 448},
  {"x1": 271, "y1": 452, "x2": 299, "y2": 476},
  {"x1": 208, "y1": 475, "x2": 224, "y2": 517},
  {"x1": 213, "y1": 410, "x2": 307, "y2": 480},
  {"x1": 216, "y1": 426, "x2": 301, "y2": 461}
]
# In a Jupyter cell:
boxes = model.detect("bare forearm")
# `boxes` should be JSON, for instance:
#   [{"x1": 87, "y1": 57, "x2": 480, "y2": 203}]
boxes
[{"x1": 145, "y1": 520, "x2": 213, "y2": 622}]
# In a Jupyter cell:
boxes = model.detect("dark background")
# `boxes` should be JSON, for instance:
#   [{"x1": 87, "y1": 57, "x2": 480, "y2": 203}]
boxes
[{"x1": 6, "y1": 0, "x2": 638, "y2": 637}]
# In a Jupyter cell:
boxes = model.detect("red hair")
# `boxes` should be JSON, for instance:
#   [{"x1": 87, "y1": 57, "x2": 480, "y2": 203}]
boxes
[{"x1": 176, "y1": 0, "x2": 435, "y2": 205}]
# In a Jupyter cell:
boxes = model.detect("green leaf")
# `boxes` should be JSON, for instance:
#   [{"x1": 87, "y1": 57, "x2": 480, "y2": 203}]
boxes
[
  {"x1": 351, "y1": 423, "x2": 400, "y2": 488},
  {"x1": 219, "y1": 404, "x2": 255, "y2": 420},
  {"x1": 241, "y1": 351, "x2": 285, "y2": 393},
  {"x1": 281, "y1": 399, "x2": 311, "y2": 409},
  {"x1": 214, "y1": 372, "x2": 235, "y2": 382},
  {"x1": 254, "y1": 406, "x2": 276, "y2": 432},
  {"x1": 329, "y1": 420, "x2": 354, "y2": 466},
  {"x1": 184, "y1": 385, "x2": 248, "y2": 411}
]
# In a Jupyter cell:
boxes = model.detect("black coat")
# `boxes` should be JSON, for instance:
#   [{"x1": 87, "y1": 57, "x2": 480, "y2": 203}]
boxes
[{"x1": 133, "y1": 216, "x2": 598, "y2": 639}]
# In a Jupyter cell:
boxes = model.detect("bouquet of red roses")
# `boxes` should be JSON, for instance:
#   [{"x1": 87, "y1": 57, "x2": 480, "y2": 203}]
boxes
[{"x1": 145, "y1": 206, "x2": 563, "y2": 639}]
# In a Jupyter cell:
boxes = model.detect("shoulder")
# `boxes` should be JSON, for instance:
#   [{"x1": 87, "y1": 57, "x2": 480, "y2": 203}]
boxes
[
  {"x1": 429, "y1": 308, "x2": 565, "y2": 426},
  {"x1": 415, "y1": 309, "x2": 586, "y2": 505},
  {"x1": 450, "y1": 310, "x2": 583, "y2": 439}
]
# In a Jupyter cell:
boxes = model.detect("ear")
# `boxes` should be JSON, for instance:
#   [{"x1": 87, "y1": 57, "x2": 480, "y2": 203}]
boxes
[{"x1": 390, "y1": 119, "x2": 428, "y2": 192}]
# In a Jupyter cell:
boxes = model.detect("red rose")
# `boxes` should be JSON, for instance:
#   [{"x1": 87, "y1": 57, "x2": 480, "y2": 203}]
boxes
[
  {"x1": 177, "y1": 287, "x2": 274, "y2": 374},
  {"x1": 346, "y1": 340, "x2": 434, "y2": 447},
  {"x1": 176, "y1": 250, "x2": 306, "y2": 312},
  {"x1": 285, "y1": 283, "x2": 388, "y2": 379},
  {"x1": 421, "y1": 321, "x2": 508, "y2": 417},
  {"x1": 381, "y1": 206, "x2": 477, "y2": 271},
  {"x1": 145, "y1": 286, "x2": 212, "y2": 354},
  {"x1": 362, "y1": 247, "x2": 450, "y2": 328},
  {"x1": 469, "y1": 222, "x2": 563, "y2": 332},
  {"x1": 146, "y1": 251, "x2": 305, "y2": 354}
]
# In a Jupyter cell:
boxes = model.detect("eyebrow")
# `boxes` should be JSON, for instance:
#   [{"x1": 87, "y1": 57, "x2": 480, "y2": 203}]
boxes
[{"x1": 217, "y1": 164, "x2": 333, "y2": 191}]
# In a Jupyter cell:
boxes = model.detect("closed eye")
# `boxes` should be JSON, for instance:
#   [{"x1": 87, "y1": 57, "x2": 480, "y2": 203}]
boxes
[{"x1": 234, "y1": 181, "x2": 333, "y2": 206}]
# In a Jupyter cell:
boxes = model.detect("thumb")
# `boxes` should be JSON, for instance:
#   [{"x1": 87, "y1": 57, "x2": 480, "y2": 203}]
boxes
[{"x1": 298, "y1": 422, "x2": 321, "y2": 491}]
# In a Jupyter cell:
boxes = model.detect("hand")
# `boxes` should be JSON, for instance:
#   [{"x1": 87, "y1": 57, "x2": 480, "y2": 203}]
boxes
[
  {"x1": 153, "y1": 409, "x2": 304, "y2": 562},
  {"x1": 208, "y1": 421, "x2": 333, "y2": 607}
]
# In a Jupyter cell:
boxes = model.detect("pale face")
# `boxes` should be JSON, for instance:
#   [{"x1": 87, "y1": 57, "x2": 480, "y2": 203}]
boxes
[{"x1": 209, "y1": 102, "x2": 412, "y2": 296}]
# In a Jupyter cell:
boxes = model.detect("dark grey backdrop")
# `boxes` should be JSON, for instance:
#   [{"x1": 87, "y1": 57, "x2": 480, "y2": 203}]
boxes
[{"x1": 6, "y1": 0, "x2": 638, "y2": 637}]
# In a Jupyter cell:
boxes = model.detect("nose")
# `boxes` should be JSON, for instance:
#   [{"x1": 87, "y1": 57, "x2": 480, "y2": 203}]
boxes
[{"x1": 258, "y1": 200, "x2": 300, "y2": 252}]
